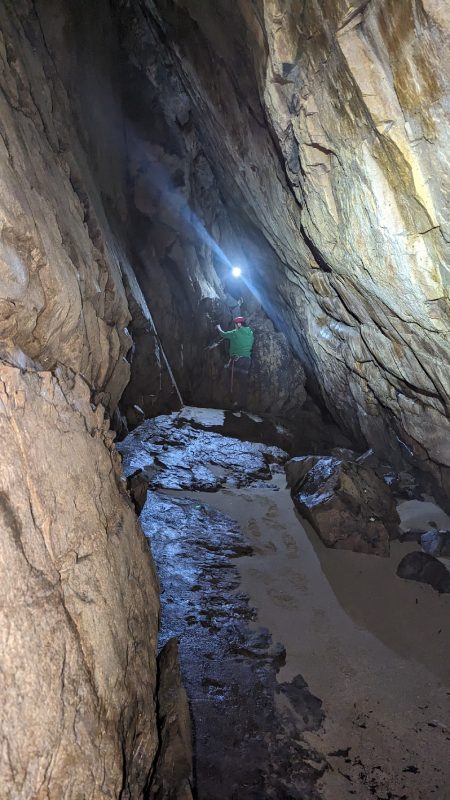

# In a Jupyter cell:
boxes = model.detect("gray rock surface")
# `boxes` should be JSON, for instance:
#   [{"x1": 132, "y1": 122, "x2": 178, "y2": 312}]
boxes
[
  {"x1": 1, "y1": 0, "x2": 449, "y2": 796},
  {"x1": 292, "y1": 457, "x2": 400, "y2": 556},
  {"x1": 149, "y1": 638, "x2": 193, "y2": 800},
  {"x1": 118, "y1": 412, "x2": 288, "y2": 491},
  {"x1": 397, "y1": 551, "x2": 450, "y2": 594},
  {"x1": 421, "y1": 528, "x2": 450, "y2": 557},
  {"x1": 126, "y1": 466, "x2": 160, "y2": 515},
  {"x1": 139, "y1": 488, "x2": 326, "y2": 799},
  {"x1": 285, "y1": 456, "x2": 323, "y2": 492}
]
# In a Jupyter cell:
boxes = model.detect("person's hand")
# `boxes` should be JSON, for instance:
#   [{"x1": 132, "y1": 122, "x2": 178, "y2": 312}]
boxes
[{"x1": 216, "y1": 324, "x2": 221, "y2": 330}]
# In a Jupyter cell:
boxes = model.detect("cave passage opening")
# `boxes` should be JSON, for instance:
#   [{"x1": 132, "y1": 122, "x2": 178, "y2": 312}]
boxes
[{"x1": 0, "y1": 0, "x2": 449, "y2": 798}]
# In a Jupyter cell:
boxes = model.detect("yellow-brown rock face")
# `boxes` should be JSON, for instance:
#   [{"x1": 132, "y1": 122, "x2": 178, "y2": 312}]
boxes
[{"x1": 143, "y1": 0, "x2": 449, "y2": 492}]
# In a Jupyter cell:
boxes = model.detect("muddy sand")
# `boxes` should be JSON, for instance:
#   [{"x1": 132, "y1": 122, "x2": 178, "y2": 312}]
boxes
[{"x1": 177, "y1": 475, "x2": 450, "y2": 799}]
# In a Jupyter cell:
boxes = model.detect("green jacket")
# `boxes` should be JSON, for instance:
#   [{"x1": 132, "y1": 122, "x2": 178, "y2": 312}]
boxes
[{"x1": 219, "y1": 326, "x2": 254, "y2": 358}]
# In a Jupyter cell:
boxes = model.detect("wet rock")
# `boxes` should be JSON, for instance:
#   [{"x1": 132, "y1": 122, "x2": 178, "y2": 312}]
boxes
[
  {"x1": 126, "y1": 466, "x2": 159, "y2": 515},
  {"x1": 182, "y1": 405, "x2": 295, "y2": 452},
  {"x1": 277, "y1": 674, "x2": 324, "y2": 733},
  {"x1": 111, "y1": 406, "x2": 129, "y2": 440},
  {"x1": 117, "y1": 413, "x2": 288, "y2": 490},
  {"x1": 383, "y1": 470, "x2": 420, "y2": 499},
  {"x1": 268, "y1": 642, "x2": 287, "y2": 672},
  {"x1": 421, "y1": 528, "x2": 450, "y2": 558},
  {"x1": 399, "y1": 528, "x2": 423, "y2": 543},
  {"x1": 127, "y1": 470, "x2": 149, "y2": 515},
  {"x1": 285, "y1": 456, "x2": 322, "y2": 492},
  {"x1": 116, "y1": 0, "x2": 450, "y2": 502},
  {"x1": 292, "y1": 457, "x2": 400, "y2": 556},
  {"x1": 149, "y1": 639, "x2": 193, "y2": 800},
  {"x1": 331, "y1": 447, "x2": 361, "y2": 460},
  {"x1": 397, "y1": 552, "x2": 450, "y2": 594},
  {"x1": 141, "y1": 490, "x2": 324, "y2": 798}
]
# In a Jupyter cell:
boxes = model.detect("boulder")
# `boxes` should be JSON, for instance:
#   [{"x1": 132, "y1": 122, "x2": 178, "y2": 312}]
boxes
[
  {"x1": 399, "y1": 528, "x2": 423, "y2": 544},
  {"x1": 126, "y1": 466, "x2": 159, "y2": 515},
  {"x1": 149, "y1": 639, "x2": 193, "y2": 800},
  {"x1": 285, "y1": 456, "x2": 322, "y2": 492},
  {"x1": 383, "y1": 470, "x2": 419, "y2": 499},
  {"x1": 397, "y1": 552, "x2": 450, "y2": 594},
  {"x1": 420, "y1": 529, "x2": 450, "y2": 558},
  {"x1": 292, "y1": 457, "x2": 400, "y2": 556},
  {"x1": 118, "y1": 414, "x2": 288, "y2": 491}
]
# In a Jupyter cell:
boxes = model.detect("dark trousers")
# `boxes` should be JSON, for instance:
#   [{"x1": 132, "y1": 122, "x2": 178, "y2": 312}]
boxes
[{"x1": 231, "y1": 356, "x2": 251, "y2": 409}]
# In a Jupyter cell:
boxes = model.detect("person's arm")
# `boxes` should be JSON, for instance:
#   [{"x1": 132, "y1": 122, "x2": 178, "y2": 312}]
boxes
[{"x1": 216, "y1": 324, "x2": 235, "y2": 339}]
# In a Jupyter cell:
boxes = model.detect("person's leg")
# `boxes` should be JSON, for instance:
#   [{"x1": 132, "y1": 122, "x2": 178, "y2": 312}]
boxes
[
  {"x1": 237, "y1": 358, "x2": 250, "y2": 410},
  {"x1": 230, "y1": 359, "x2": 238, "y2": 407}
]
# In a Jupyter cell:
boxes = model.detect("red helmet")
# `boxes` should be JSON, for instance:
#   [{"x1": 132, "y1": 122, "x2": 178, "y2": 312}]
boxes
[{"x1": 233, "y1": 316, "x2": 246, "y2": 324}]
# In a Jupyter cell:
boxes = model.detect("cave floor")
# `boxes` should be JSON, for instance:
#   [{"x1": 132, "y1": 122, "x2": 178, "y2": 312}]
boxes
[{"x1": 119, "y1": 410, "x2": 450, "y2": 800}]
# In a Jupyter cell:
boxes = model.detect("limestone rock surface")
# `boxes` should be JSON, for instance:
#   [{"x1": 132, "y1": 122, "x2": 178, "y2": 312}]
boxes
[
  {"x1": 118, "y1": 412, "x2": 288, "y2": 490},
  {"x1": 0, "y1": 365, "x2": 159, "y2": 798},
  {"x1": 119, "y1": 0, "x2": 450, "y2": 496},
  {"x1": 0, "y1": 4, "x2": 169, "y2": 796}
]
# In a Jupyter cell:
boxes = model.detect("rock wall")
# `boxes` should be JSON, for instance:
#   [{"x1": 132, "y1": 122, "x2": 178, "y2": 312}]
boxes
[
  {"x1": 0, "y1": 2, "x2": 307, "y2": 791},
  {"x1": 123, "y1": 0, "x2": 449, "y2": 494},
  {"x1": 112, "y1": 0, "x2": 309, "y2": 417},
  {"x1": 0, "y1": 366, "x2": 159, "y2": 798},
  {"x1": 0, "y1": 0, "x2": 448, "y2": 793},
  {"x1": 0, "y1": 2, "x2": 164, "y2": 796},
  {"x1": 261, "y1": 0, "x2": 450, "y2": 488}
]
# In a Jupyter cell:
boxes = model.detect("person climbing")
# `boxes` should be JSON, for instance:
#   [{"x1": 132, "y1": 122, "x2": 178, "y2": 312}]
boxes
[{"x1": 216, "y1": 316, "x2": 254, "y2": 411}]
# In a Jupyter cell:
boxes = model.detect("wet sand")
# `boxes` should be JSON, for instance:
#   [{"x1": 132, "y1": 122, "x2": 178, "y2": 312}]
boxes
[{"x1": 180, "y1": 475, "x2": 450, "y2": 799}]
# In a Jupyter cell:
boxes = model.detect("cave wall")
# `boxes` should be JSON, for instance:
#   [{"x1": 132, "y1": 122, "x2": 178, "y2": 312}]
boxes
[
  {"x1": 0, "y1": 2, "x2": 163, "y2": 795},
  {"x1": 121, "y1": 0, "x2": 449, "y2": 492},
  {"x1": 111, "y1": 0, "x2": 309, "y2": 417},
  {"x1": 0, "y1": 1, "x2": 308, "y2": 790},
  {"x1": 0, "y1": 0, "x2": 448, "y2": 793}
]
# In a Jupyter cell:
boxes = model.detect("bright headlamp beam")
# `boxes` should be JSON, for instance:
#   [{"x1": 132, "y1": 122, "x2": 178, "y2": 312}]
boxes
[{"x1": 231, "y1": 266, "x2": 242, "y2": 278}]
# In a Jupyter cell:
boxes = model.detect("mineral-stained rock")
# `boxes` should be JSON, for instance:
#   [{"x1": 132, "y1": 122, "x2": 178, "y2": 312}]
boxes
[
  {"x1": 292, "y1": 457, "x2": 400, "y2": 556},
  {"x1": 397, "y1": 551, "x2": 450, "y2": 594},
  {"x1": 149, "y1": 638, "x2": 193, "y2": 800},
  {"x1": 0, "y1": 365, "x2": 160, "y2": 798}
]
